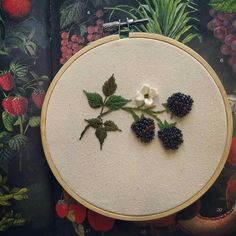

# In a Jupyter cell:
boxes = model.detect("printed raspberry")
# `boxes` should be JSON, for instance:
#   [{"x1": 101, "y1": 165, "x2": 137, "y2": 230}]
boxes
[
  {"x1": 0, "y1": 72, "x2": 14, "y2": 91},
  {"x1": 2, "y1": 96, "x2": 15, "y2": 115},
  {"x1": 131, "y1": 116, "x2": 155, "y2": 143},
  {"x1": 158, "y1": 126, "x2": 183, "y2": 150},
  {"x1": 11, "y1": 96, "x2": 28, "y2": 116},
  {"x1": 32, "y1": 90, "x2": 46, "y2": 109},
  {"x1": 55, "y1": 201, "x2": 68, "y2": 219},
  {"x1": 68, "y1": 203, "x2": 86, "y2": 224},
  {"x1": 2, "y1": 0, "x2": 31, "y2": 19},
  {"x1": 88, "y1": 210, "x2": 115, "y2": 232},
  {"x1": 167, "y1": 92, "x2": 193, "y2": 117}
]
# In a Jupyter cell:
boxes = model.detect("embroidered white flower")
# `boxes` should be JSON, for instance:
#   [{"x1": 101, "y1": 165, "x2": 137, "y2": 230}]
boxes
[{"x1": 135, "y1": 84, "x2": 158, "y2": 107}]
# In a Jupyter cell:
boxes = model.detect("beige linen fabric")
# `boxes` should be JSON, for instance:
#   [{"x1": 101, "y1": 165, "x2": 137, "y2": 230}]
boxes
[{"x1": 45, "y1": 38, "x2": 227, "y2": 216}]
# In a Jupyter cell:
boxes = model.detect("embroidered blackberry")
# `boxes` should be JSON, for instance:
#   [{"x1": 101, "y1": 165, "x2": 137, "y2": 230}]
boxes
[
  {"x1": 158, "y1": 126, "x2": 183, "y2": 150},
  {"x1": 167, "y1": 92, "x2": 193, "y2": 117},
  {"x1": 131, "y1": 116, "x2": 155, "y2": 143}
]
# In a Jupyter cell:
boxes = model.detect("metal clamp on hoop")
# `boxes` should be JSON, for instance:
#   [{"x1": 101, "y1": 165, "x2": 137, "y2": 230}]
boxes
[{"x1": 103, "y1": 18, "x2": 148, "y2": 38}]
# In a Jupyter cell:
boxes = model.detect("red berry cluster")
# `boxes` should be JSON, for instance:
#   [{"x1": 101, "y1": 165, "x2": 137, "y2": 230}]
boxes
[
  {"x1": 2, "y1": 96, "x2": 28, "y2": 116},
  {"x1": 0, "y1": 72, "x2": 14, "y2": 91},
  {"x1": 0, "y1": 71, "x2": 45, "y2": 116},
  {"x1": 2, "y1": 0, "x2": 31, "y2": 19},
  {"x1": 60, "y1": 32, "x2": 85, "y2": 65},
  {"x1": 207, "y1": 8, "x2": 236, "y2": 73},
  {"x1": 60, "y1": 9, "x2": 104, "y2": 65},
  {"x1": 55, "y1": 192, "x2": 115, "y2": 232}
]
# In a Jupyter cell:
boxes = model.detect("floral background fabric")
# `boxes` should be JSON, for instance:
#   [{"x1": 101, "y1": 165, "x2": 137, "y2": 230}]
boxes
[{"x1": 1, "y1": 0, "x2": 236, "y2": 236}]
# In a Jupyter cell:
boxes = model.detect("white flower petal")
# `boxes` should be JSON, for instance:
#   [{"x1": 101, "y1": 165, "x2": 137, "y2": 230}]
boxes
[
  {"x1": 136, "y1": 91, "x2": 144, "y2": 101},
  {"x1": 149, "y1": 88, "x2": 158, "y2": 99},
  {"x1": 135, "y1": 91, "x2": 145, "y2": 106},
  {"x1": 144, "y1": 98, "x2": 153, "y2": 107},
  {"x1": 141, "y1": 84, "x2": 150, "y2": 95}
]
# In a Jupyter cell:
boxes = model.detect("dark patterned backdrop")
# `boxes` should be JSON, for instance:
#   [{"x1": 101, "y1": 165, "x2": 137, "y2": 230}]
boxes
[{"x1": 0, "y1": 0, "x2": 236, "y2": 236}]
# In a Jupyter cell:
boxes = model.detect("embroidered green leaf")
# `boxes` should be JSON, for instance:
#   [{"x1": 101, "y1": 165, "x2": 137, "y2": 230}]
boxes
[
  {"x1": 2, "y1": 112, "x2": 17, "y2": 132},
  {"x1": 95, "y1": 127, "x2": 107, "y2": 150},
  {"x1": 132, "y1": 113, "x2": 140, "y2": 122},
  {"x1": 104, "y1": 120, "x2": 121, "y2": 132},
  {"x1": 29, "y1": 116, "x2": 40, "y2": 128},
  {"x1": 83, "y1": 91, "x2": 103, "y2": 108},
  {"x1": 105, "y1": 95, "x2": 131, "y2": 110},
  {"x1": 8, "y1": 134, "x2": 29, "y2": 151},
  {"x1": 209, "y1": 0, "x2": 236, "y2": 13},
  {"x1": 102, "y1": 74, "x2": 117, "y2": 97},
  {"x1": 85, "y1": 118, "x2": 103, "y2": 128}
]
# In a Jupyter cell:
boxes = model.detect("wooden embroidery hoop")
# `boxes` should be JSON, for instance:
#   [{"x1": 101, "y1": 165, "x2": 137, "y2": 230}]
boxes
[{"x1": 41, "y1": 33, "x2": 232, "y2": 221}]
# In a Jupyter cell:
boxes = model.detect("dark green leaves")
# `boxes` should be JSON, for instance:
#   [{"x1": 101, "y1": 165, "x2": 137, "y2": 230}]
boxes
[
  {"x1": 85, "y1": 118, "x2": 103, "y2": 128},
  {"x1": 104, "y1": 120, "x2": 121, "y2": 132},
  {"x1": 28, "y1": 116, "x2": 40, "y2": 128},
  {"x1": 107, "y1": 0, "x2": 200, "y2": 44},
  {"x1": 8, "y1": 134, "x2": 29, "y2": 151},
  {"x1": 81, "y1": 74, "x2": 131, "y2": 150},
  {"x1": 95, "y1": 127, "x2": 107, "y2": 150},
  {"x1": 83, "y1": 91, "x2": 103, "y2": 108},
  {"x1": 158, "y1": 120, "x2": 176, "y2": 130},
  {"x1": 102, "y1": 74, "x2": 117, "y2": 97},
  {"x1": 60, "y1": 0, "x2": 86, "y2": 30},
  {"x1": 210, "y1": 0, "x2": 236, "y2": 13},
  {"x1": 105, "y1": 96, "x2": 131, "y2": 110},
  {"x1": 2, "y1": 112, "x2": 17, "y2": 132}
]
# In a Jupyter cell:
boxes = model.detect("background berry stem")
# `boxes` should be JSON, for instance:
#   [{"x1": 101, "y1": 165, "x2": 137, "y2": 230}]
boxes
[{"x1": 19, "y1": 116, "x2": 24, "y2": 134}]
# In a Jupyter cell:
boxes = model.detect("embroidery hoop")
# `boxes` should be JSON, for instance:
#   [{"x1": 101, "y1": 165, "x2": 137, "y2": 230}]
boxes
[{"x1": 41, "y1": 32, "x2": 232, "y2": 221}]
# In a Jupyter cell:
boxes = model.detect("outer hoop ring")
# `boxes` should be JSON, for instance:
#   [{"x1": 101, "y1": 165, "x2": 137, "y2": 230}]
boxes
[{"x1": 41, "y1": 33, "x2": 233, "y2": 221}]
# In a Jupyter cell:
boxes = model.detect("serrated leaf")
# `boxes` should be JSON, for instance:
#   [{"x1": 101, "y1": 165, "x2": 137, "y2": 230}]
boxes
[
  {"x1": 0, "y1": 132, "x2": 11, "y2": 143},
  {"x1": 10, "y1": 60, "x2": 28, "y2": 78},
  {"x1": 60, "y1": 1, "x2": 86, "y2": 30},
  {"x1": 210, "y1": 0, "x2": 236, "y2": 13},
  {"x1": 8, "y1": 134, "x2": 29, "y2": 151},
  {"x1": 102, "y1": 74, "x2": 117, "y2": 97},
  {"x1": 29, "y1": 116, "x2": 40, "y2": 128},
  {"x1": 40, "y1": 75, "x2": 49, "y2": 81},
  {"x1": 95, "y1": 127, "x2": 107, "y2": 150},
  {"x1": 85, "y1": 118, "x2": 102, "y2": 128},
  {"x1": 104, "y1": 120, "x2": 121, "y2": 132},
  {"x1": 105, "y1": 95, "x2": 131, "y2": 110},
  {"x1": 2, "y1": 112, "x2": 17, "y2": 132},
  {"x1": 83, "y1": 91, "x2": 103, "y2": 108},
  {"x1": 25, "y1": 41, "x2": 37, "y2": 56}
]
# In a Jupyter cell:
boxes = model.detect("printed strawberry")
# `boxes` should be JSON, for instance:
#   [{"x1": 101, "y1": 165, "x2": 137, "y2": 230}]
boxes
[
  {"x1": 227, "y1": 136, "x2": 236, "y2": 167},
  {"x1": 88, "y1": 210, "x2": 115, "y2": 232},
  {"x1": 2, "y1": 0, "x2": 31, "y2": 19},
  {"x1": 56, "y1": 201, "x2": 68, "y2": 218},
  {"x1": 68, "y1": 203, "x2": 86, "y2": 224},
  {"x1": 32, "y1": 90, "x2": 46, "y2": 109},
  {"x1": 0, "y1": 72, "x2": 14, "y2": 91},
  {"x1": 11, "y1": 96, "x2": 28, "y2": 116},
  {"x1": 2, "y1": 96, "x2": 15, "y2": 115}
]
